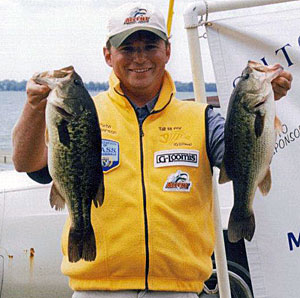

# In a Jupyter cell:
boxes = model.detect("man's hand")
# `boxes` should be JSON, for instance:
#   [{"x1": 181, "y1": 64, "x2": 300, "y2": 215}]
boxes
[
  {"x1": 26, "y1": 78, "x2": 50, "y2": 112},
  {"x1": 272, "y1": 70, "x2": 293, "y2": 101}
]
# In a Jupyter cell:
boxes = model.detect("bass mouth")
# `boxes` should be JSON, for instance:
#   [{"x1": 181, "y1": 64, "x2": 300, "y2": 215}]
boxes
[
  {"x1": 254, "y1": 101, "x2": 265, "y2": 108},
  {"x1": 55, "y1": 106, "x2": 73, "y2": 119}
]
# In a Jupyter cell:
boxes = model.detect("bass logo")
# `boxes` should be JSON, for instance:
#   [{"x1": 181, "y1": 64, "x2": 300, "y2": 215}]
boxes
[
  {"x1": 163, "y1": 170, "x2": 192, "y2": 192},
  {"x1": 101, "y1": 139, "x2": 120, "y2": 172}
]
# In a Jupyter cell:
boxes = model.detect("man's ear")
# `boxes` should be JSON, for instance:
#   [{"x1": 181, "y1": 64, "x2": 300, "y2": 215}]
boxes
[
  {"x1": 103, "y1": 47, "x2": 112, "y2": 67},
  {"x1": 165, "y1": 43, "x2": 171, "y2": 64}
]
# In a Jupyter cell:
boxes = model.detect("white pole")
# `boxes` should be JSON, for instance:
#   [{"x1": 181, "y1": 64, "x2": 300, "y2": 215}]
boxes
[
  {"x1": 212, "y1": 168, "x2": 231, "y2": 297},
  {"x1": 185, "y1": 27, "x2": 207, "y2": 103},
  {"x1": 185, "y1": 0, "x2": 299, "y2": 18},
  {"x1": 183, "y1": 2, "x2": 232, "y2": 298}
]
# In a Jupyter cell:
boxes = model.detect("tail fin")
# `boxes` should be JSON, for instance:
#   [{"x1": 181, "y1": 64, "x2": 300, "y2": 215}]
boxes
[
  {"x1": 68, "y1": 228, "x2": 83, "y2": 263},
  {"x1": 82, "y1": 225, "x2": 97, "y2": 262},
  {"x1": 228, "y1": 208, "x2": 255, "y2": 243}
]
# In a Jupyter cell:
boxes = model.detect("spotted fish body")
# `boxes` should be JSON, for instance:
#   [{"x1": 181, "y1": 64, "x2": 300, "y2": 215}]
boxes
[
  {"x1": 219, "y1": 61, "x2": 283, "y2": 243},
  {"x1": 34, "y1": 66, "x2": 104, "y2": 262}
]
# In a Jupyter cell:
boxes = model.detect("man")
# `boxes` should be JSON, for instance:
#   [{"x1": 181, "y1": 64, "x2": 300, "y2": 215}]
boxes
[{"x1": 12, "y1": 2, "x2": 292, "y2": 298}]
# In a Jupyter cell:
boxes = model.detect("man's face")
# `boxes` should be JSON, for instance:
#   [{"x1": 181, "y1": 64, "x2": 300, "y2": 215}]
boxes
[{"x1": 104, "y1": 31, "x2": 170, "y2": 98}]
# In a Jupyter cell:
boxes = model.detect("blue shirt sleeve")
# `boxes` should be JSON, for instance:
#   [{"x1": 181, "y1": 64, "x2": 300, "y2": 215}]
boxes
[
  {"x1": 27, "y1": 166, "x2": 52, "y2": 184},
  {"x1": 206, "y1": 106, "x2": 225, "y2": 168}
]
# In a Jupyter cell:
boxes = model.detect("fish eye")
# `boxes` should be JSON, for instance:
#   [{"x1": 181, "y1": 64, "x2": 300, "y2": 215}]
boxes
[{"x1": 74, "y1": 79, "x2": 83, "y2": 86}]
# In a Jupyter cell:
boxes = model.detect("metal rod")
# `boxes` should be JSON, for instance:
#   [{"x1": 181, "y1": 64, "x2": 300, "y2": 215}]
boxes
[
  {"x1": 167, "y1": 0, "x2": 175, "y2": 37},
  {"x1": 184, "y1": 0, "x2": 299, "y2": 28},
  {"x1": 212, "y1": 168, "x2": 231, "y2": 298},
  {"x1": 185, "y1": 23, "x2": 232, "y2": 297},
  {"x1": 185, "y1": 27, "x2": 207, "y2": 103},
  {"x1": 206, "y1": 0, "x2": 298, "y2": 13}
]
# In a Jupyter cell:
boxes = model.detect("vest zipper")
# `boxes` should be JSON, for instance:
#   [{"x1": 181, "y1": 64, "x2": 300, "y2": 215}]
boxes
[
  {"x1": 116, "y1": 90, "x2": 173, "y2": 289},
  {"x1": 138, "y1": 121, "x2": 149, "y2": 289},
  {"x1": 133, "y1": 99, "x2": 173, "y2": 290}
]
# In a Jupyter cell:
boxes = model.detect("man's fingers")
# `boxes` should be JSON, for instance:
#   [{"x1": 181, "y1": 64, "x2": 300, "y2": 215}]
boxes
[
  {"x1": 26, "y1": 78, "x2": 50, "y2": 110},
  {"x1": 272, "y1": 70, "x2": 293, "y2": 100},
  {"x1": 26, "y1": 79, "x2": 50, "y2": 95}
]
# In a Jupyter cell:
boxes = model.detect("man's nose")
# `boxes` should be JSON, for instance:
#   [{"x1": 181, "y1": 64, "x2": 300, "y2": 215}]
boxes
[{"x1": 132, "y1": 47, "x2": 147, "y2": 61}]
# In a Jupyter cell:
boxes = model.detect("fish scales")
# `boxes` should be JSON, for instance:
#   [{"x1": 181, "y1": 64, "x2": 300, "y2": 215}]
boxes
[
  {"x1": 34, "y1": 66, "x2": 104, "y2": 262},
  {"x1": 49, "y1": 107, "x2": 99, "y2": 218},
  {"x1": 219, "y1": 61, "x2": 283, "y2": 243}
]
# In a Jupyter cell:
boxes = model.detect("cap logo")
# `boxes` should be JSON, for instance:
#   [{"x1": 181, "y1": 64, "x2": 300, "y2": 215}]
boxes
[{"x1": 124, "y1": 8, "x2": 150, "y2": 25}]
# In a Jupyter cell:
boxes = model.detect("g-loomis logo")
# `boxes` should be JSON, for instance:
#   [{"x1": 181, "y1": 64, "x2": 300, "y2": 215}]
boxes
[{"x1": 163, "y1": 170, "x2": 192, "y2": 192}]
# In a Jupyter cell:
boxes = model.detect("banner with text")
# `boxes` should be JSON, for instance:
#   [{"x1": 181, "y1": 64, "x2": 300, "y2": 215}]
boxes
[{"x1": 206, "y1": 3, "x2": 300, "y2": 298}]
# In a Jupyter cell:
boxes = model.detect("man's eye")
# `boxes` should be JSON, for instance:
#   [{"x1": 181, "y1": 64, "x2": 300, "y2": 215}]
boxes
[
  {"x1": 145, "y1": 45, "x2": 157, "y2": 51},
  {"x1": 120, "y1": 47, "x2": 134, "y2": 53}
]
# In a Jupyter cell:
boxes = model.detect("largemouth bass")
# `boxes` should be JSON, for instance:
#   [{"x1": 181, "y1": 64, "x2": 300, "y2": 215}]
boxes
[
  {"x1": 33, "y1": 66, "x2": 104, "y2": 262},
  {"x1": 219, "y1": 61, "x2": 283, "y2": 243}
]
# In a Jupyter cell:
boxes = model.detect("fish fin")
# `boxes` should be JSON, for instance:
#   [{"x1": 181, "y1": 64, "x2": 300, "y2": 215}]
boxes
[
  {"x1": 254, "y1": 113, "x2": 265, "y2": 137},
  {"x1": 82, "y1": 225, "x2": 97, "y2": 262},
  {"x1": 274, "y1": 115, "x2": 283, "y2": 134},
  {"x1": 57, "y1": 119, "x2": 70, "y2": 147},
  {"x1": 68, "y1": 228, "x2": 83, "y2": 263},
  {"x1": 219, "y1": 161, "x2": 231, "y2": 184},
  {"x1": 93, "y1": 175, "x2": 105, "y2": 207},
  {"x1": 49, "y1": 183, "x2": 65, "y2": 211},
  {"x1": 45, "y1": 127, "x2": 49, "y2": 146},
  {"x1": 228, "y1": 208, "x2": 255, "y2": 243},
  {"x1": 258, "y1": 167, "x2": 272, "y2": 196}
]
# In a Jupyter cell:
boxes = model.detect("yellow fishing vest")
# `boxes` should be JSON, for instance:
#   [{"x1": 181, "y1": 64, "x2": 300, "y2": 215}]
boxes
[{"x1": 61, "y1": 71, "x2": 215, "y2": 293}]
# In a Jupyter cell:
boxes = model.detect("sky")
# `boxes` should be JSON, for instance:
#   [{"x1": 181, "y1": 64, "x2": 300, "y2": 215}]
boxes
[
  {"x1": 0, "y1": 0, "x2": 218, "y2": 83},
  {"x1": 0, "y1": 0, "x2": 296, "y2": 83}
]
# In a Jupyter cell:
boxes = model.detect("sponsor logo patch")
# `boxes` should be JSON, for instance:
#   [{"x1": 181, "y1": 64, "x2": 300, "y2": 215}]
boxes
[
  {"x1": 163, "y1": 170, "x2": 192, "y2": 192},
  {"x1": 124, "y1": 8, "x2": 150, "y2": 25},
  {"x1": 154, "y1": 149, "x2": 199, "y2": 167},
  {"x1": 101, "y1": 139, "x2": 120, "y2": 172}
]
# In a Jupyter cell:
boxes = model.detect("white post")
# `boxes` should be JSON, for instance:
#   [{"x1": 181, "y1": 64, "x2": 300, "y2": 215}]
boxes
[
  {"x1": 183, "y1": 3, "x2": 232, "y2": 298},
  {"x1": 183, "y1": 1, "x2": 207, "y2": 103},
  {"x1": 185, "y1": 27, "x2": 207, "y2": 103},
  {"x1": 212, "y1": 168, "x2": 231, "y2": 297}
]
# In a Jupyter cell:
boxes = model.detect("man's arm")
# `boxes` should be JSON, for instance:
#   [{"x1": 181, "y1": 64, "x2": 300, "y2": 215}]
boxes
[{"x1": 12, "y1": 78, "x2": 50, "y2": 172}]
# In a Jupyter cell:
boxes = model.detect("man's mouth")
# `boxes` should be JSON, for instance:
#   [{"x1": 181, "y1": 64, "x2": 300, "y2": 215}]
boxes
[{"x1": 130, "y1": 68, "x2": 151, "y2": 73}]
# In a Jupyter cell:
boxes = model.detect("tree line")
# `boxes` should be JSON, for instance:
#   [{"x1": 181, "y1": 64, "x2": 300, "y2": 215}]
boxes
[{"x1": 0, "y1": 79, "x2": 217, "y2": 92}]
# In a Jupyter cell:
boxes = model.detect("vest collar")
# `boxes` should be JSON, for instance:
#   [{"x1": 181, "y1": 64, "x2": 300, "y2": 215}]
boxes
[{"x1": 107, "y1": 70, "x2": 175, "y2": 112}]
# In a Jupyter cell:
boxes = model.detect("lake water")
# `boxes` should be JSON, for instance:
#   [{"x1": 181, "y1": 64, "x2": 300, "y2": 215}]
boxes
[{"x1": 0, "y1": 90, "x2": 216, "y2": 170}]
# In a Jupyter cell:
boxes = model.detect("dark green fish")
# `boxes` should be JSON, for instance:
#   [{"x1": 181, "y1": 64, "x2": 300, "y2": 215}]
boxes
[
  {"x1": 34, "y1": 66, "x2": 104, "y2": 262},
  {"x1": 219, "y1": 61, "x2": 283, "y2": 243}
]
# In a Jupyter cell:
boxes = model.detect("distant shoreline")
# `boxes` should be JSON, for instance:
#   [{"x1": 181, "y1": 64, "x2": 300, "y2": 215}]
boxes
[{"x1": 0, "y1": 81, "x2": 217, "y2": 93}]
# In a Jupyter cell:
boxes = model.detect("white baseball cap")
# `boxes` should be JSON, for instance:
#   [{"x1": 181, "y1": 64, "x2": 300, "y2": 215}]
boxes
[{"x1": 106, "y1": 2, "x2": 168, "y2": 48}]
